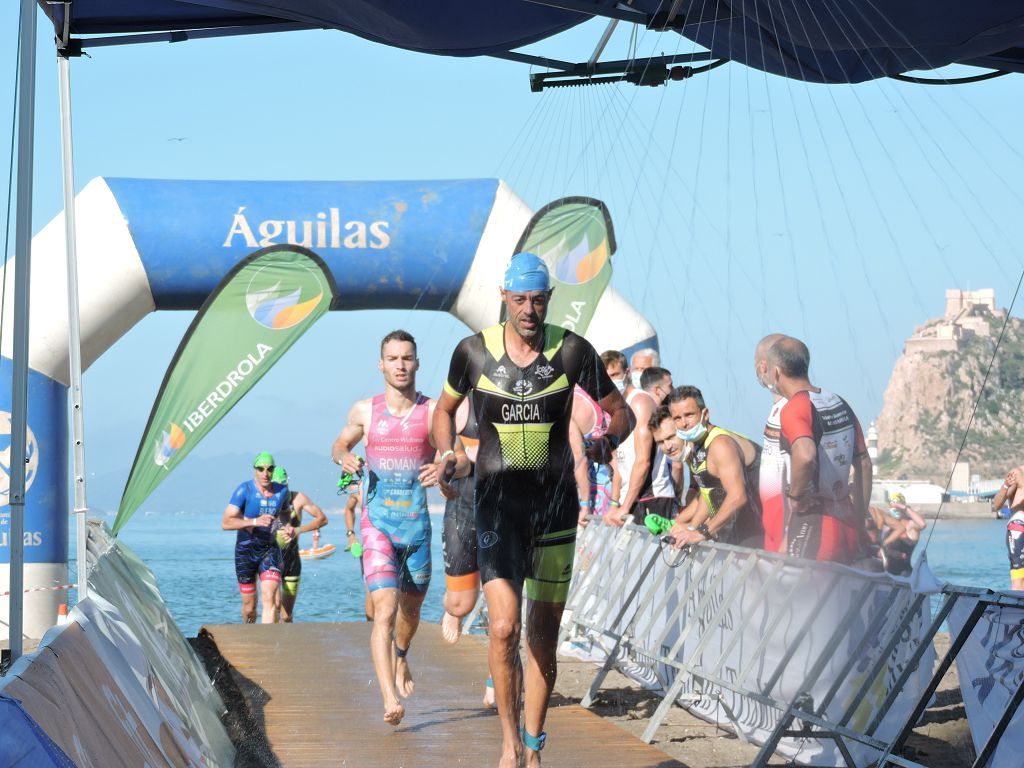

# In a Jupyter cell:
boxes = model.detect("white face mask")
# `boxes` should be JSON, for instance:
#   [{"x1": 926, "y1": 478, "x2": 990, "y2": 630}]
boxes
[
  {"x1": 675, "y1": 408, "x2": 709, "y2": 443},
  {"x1": 629, "y1": 370, "x2": 643, "y2": 389},
  {"x1": 676, "y1": 422, "x2": 708, "y2": 443},
  {"x1": 613, "y1": 378, "x2": 627, "y2": 394}
]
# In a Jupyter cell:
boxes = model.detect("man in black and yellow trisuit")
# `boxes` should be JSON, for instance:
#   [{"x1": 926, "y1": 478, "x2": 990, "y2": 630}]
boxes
[
  {"x1": 666, "y1": 385, "x2": 765, "y2": 548},
  {"x1": 432, "y1": 252, "x2": 632, "y2": 768}
]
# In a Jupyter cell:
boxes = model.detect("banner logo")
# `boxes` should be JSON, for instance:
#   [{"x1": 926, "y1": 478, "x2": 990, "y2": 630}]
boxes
[
  {"x1": 246, "y1": 263, "x2": 325, "y2": 329},
  {"x1": 549, "y1": 233, "x2": 609, "y2": 285},
  {"x1": 117, "y1": 248, "x2": 335, "y2": 533},
  {"x1": 153, "y1": 422, "x2": 186, "y2": 468},
  {"x1": 0, "y1": 411, "x2": 39, "y2": 506}
]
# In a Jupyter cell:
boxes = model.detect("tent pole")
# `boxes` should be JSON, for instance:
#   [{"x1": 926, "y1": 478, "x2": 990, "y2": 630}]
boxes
[
  {"x1": 8, "y1": 0, "x2": 38, "y2": 665},
  {"x1": 57, "y1": 52, "x2": 88, "y2": 602}
]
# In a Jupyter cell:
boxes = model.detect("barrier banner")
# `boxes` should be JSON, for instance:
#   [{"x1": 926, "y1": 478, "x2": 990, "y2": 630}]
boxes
[
  {"x1": 85, "y1": 519, "x2": 234, "y2": 765},
  {"x1": 116, "y1": 245, "x2": 337, "y2": 531},
  {"x1": 948, "y1": 599, "x2": 1024, "y2": 768},
  {"x1": 0, "y1": 696, "x2": 75, "y2": 767},
  {"x1": 561, "y1": 523, "x2": 936, "y2": 766},
  {"x1": 1, "y1": 597, "x2": 225, "y2": 767},
  {"x1": 512, "y1": 197, "x2": 615, "y2": 335}
]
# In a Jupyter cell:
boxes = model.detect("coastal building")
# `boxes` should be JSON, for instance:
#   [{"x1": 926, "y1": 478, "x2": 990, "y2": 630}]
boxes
[{"x1": 904, "y1": 288, "x2": 1004, "y2": 353}]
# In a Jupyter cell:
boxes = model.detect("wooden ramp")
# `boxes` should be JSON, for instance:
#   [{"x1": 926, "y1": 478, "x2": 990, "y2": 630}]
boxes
[{"x1": 203, "y1": 622, "x2": 684, "y2": 768}]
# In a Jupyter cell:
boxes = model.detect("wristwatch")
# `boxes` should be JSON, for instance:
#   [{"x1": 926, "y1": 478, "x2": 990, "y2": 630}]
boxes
[
  {"x1": 696, "y1": 522, "x2": 714, "y2": 541},
  {"x1": 346, "y1": 529, "x2": 356, "y2": 537}
]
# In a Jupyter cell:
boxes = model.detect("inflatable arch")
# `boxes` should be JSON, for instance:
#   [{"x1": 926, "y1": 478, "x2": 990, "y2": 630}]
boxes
[{"x1": 0, "y1": 177, "x2": 658, "y2": 637}]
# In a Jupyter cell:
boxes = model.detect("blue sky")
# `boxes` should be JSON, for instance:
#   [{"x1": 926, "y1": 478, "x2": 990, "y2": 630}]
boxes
[{"x1": 2, "y1": 9, "x2": 1022, "y2": 492}]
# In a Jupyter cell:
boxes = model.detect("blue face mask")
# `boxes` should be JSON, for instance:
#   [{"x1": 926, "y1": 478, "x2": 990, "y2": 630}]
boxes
[
  {"x1": 630, "y1": 370, "x2": 643, "y2": 389},
  {"x1": 613, "y1": 378, "x2": 627, "y2": 394},
  {"x1": 675, "y1": 412, "x2": 708, "y2": 443}
]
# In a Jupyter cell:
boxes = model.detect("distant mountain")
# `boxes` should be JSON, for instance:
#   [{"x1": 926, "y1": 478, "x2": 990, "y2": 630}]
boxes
[
  {"x1": 88, "y1": 449, "x2": 350, "y2": 517},
  {"x1": 875, "y1": 290, "x2": 1024, "y2": 482}
]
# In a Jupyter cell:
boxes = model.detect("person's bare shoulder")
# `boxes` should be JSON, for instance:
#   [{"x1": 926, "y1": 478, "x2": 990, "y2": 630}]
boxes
[{"x1": 347, "y1": 397, "x2": 373, "y2": 427}]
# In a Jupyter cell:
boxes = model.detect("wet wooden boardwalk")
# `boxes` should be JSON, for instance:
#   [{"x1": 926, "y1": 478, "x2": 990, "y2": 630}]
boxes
[{"x1": 203, "y1": 622, "x2": 683, "y2": 768}]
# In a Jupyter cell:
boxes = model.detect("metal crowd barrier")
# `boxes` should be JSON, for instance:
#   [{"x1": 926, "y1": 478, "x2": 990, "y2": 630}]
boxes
[{"x1": 559, "y1": 519, "x2": 1024, "y2": 768}]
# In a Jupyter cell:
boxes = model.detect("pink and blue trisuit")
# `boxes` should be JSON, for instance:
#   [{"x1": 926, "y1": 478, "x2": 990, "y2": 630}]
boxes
[{"x1": 361, "y1": 393, "x2": 436, "y2": 594}]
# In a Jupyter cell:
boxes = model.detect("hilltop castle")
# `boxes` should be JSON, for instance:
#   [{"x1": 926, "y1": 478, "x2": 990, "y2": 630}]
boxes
[{"x1": 904, "y1": 289, "x2": 1006, "y2": 353}]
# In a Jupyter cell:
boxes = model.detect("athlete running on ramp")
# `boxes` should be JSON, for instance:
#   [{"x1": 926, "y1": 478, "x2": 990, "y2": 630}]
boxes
[
  {"x1": 221, "y1": 453, "x2": 292, "y2": 624},
  {"x1": 331, "y1": 330, "x2": 455, "y2": 726},
  {"x1": 433, "y1": 253, "x2": 632, "y2": 768},
  {"x1": 270, "y1": 466, "x2": 328, "y2": 623}
]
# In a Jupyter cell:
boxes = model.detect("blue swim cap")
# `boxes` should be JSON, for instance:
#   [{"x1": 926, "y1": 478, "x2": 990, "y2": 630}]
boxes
[{"x1": 504, "y1": 252, "x2": 550, "y2": 292}]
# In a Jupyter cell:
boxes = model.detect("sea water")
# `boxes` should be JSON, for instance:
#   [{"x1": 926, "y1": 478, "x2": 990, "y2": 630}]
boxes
[{"x1": 70, "y1": 513, "x2": 1012, "y2": 638}]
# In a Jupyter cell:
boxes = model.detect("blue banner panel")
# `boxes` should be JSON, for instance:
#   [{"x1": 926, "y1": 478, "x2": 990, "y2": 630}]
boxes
[
  {"x1": 0, "y1": 696, "x2": 76, "y2": 767},
  {"x1": 105, "y1": 178, "x2": 499, "y2": 312},
  {"x1": 0, "y1": 359, "x2": 68, "y2": 564}
]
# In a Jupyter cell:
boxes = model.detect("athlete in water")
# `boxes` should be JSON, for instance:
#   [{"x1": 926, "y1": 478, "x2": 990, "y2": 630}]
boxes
[
  {"x1": 343, "y1": 489, "x2": 374, "y2": 621},
  {"x1": 992, "y1": 466, "x2": 1024, "y2": 590},
  {"x1": 221, "y1": 453, "x2": 292, "y2": 624},
  {"x1": 270, "y1": 466, "x2": 328, "y2": 623},
  {"x1": 433, "y1": 252, "x2": 632, "y2": 768},
  {"x1": 666, "y1": 386, "x2": 765, "y2": 548},
  {"x1": 331, "y1": 330, "x2": 443, "y2": 726},
  {"x1": 765, "y1": 337, "x2": 872, "y2": 563}
]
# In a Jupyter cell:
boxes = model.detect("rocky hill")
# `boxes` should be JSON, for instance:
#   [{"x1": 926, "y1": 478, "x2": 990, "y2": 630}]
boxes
[{"x1": 875, "y1": 300, "x2": 1024, "y2": 482}]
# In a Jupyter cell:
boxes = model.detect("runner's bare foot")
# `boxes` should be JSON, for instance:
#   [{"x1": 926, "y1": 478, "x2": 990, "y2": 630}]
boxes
[
  {"x1": 497, "y1": 745, "x2": 522, "y2": 768},
  {"x1": 396, "y1": 657, "x2": 415, "y2": 698},
  {"x1": 482, "y1": 678, "x2": 495, "y2": 708},
  {"x1": 524, "y1": 749, "x2": 542, "y2": 768},
  {"x1": 441, "y1": 610, "x2": 463, "y2": 644},
  {"x1": 383, "y1": 700, "x2": 405, "y2": 726}
]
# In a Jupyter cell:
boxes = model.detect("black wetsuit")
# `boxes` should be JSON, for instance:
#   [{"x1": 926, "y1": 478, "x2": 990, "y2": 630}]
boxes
[
  {"x1": 444, "y1": 323, "x2": 617, "y2": 602},
  {"x1": 279, "y1": 491, "x2": 302, "y2": 592},
  {"x1": 443, "y1": 396, "x2": 479, "y2": 588}
]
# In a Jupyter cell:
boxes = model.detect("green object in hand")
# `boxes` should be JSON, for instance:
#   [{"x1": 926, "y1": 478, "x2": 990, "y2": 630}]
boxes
[
  {"x1": 337, "y1": 455, "x2": 365, "y2": 494},
  {"x1": 644, "y1": 514, "x2": 672, "y2": 536},
  {"x1": 350, "y1": 541, "x2": 363, "y2": 558}
]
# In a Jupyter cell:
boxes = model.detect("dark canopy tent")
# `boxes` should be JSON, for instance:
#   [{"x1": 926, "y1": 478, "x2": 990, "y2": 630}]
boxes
[{"x1": 40, "y1": 0, "x2": 1024, "y2": 83}]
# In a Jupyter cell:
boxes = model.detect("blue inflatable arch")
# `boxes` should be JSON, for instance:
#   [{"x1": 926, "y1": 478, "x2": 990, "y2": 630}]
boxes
[{"x1": 0, "y1": 176, "x2": 658, "y2": 637}]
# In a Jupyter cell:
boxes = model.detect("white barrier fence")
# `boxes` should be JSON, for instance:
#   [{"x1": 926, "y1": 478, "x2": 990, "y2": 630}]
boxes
[
  {"x1": 560, "y1": 520, "x2": 1024, "y2": 767},
  {"x1": 0, "y1": 520, "x2": 234, "y2": 767}
]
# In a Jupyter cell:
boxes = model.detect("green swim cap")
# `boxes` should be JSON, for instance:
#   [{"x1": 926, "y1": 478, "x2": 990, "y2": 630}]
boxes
[
  {"x1": 253, "y1": 451, "x2": 275, "y2": 468},
  {"x1": 272, "y1": 466, "x2": 288, "y2": 484}
]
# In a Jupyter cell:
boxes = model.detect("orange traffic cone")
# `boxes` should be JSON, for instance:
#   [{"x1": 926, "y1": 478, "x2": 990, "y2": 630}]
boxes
[{"x1": 56, "y1": 603, "x2": 69, "y2": 626}]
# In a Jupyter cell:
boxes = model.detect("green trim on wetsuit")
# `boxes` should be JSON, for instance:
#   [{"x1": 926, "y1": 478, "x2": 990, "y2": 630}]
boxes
[
  {"x1": 444, "y1": 322, "x2": 617, "y2": 603},
  {"x1": 525, "y1": 527, "x2": 577, "y2": 602},
  {"x1": 279, "y1": 491, "x2": 303, "y2": 593}
]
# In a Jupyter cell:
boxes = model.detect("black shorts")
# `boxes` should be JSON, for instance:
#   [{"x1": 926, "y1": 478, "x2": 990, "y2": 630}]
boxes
[
  {"x1": 443, "y1": 472, "x2": 479, "y2": 590},
  {"x1": 281, "y1": 541, "x2": 302, "y2": 579},
  {"x1": 1007, "y1": 511, "x2": 1024, "y2": 580},
  {"x1": 631, "y1": 496, "x2": 677, "y2": 525},
  {"x1": 474, "y1": 474, "x2": 578, "y2": 603},
  {"x1": 235, "y1": 537, "x2": 283, "y2": 585}
]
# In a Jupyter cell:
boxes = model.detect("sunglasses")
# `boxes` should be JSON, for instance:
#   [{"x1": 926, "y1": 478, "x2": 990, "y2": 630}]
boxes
[{"x1": 255, "y1": 465, "x2": 275, "y2": 473}]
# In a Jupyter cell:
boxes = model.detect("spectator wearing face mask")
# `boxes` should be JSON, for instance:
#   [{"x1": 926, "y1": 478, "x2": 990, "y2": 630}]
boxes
[
  {"x1": 629, "y1": 347, "x2": 660, "y2": 391},
  {"x1": 666, "y1": 385, "x2": 765, "y2": 548},
  {"x1": 600, "y1": 349, "x2": 658, "y2": 525}
]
